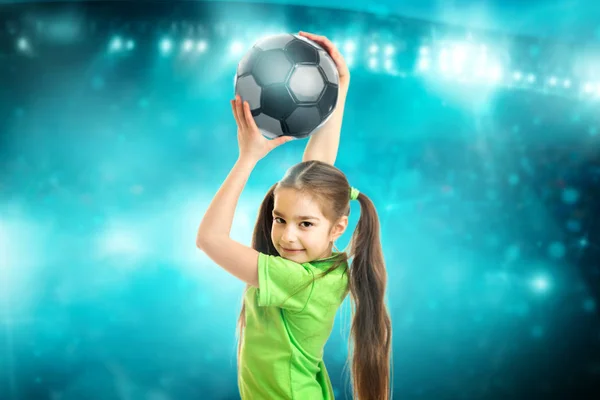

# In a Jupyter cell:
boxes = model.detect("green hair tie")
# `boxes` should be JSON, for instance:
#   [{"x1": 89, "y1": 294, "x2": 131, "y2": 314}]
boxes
[{"x1": 349, "y1": 186, "x2": 360, "y2": 201}]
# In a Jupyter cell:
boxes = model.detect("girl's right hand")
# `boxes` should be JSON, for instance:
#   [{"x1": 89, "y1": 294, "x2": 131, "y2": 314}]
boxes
[{"x1": 298, "y1": 31, "x2": 350, "y2": 90}]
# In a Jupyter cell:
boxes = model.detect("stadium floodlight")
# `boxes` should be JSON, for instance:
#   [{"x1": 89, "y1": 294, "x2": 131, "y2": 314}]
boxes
[
  {"x1": 183, "y1": 39, "x2": 194, "y2": 52},
  {"x1": 109, "y1": 36, "x2": 122, "y2": 52},
  {"x1": 17, "y1": 37, "x2": 29, "y2": 52},
  {"x1": 160, "y1": 38, "x2": 173, "y2": 54},
  {"x1": 343, "y1": 40, "x2": 356, "y2": 53},
  {"x1": 368, "y1": 57, "x2": 378, "y2": 69},
  {"x1": 197, "y1": 40, "x2": 207, "y2": 53}
]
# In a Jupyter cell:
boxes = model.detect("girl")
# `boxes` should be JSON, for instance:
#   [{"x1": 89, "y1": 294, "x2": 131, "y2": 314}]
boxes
[{"x1": 197, "y1": 31, "x2": 392, "y2": 400}]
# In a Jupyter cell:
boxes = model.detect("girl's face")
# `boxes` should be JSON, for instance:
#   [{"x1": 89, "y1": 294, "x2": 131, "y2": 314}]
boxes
[{"x1": 271, "y1": 188, "x2": 342, "y2": 263}]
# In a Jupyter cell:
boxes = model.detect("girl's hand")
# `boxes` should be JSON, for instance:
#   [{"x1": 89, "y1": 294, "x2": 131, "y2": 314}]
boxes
[
  {"x1": 298, "y1": 31, "x2": 350, "y2": 90},
  {"x1": 231, "y1": 94, "x2": 293, "y2": 162}
]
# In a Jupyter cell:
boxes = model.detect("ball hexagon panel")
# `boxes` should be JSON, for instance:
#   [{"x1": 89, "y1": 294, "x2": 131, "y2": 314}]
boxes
[
  {"x1": 261, "y1": 84, "x2": 297, "y2": 120},
  {"x1": 317, "y1": 83, "x2": 338, "y2": 119},
  {"x1": 288, "y1": 65, "x2": 325, "y2": 103},
  {"x1": 317, "y1": 50, "x2": 338, "y2": 84},
  {"x1": 252, "y1": 50, "x2": 293, "y2": 87},
  {"x1": 255, "y1": 113, "x2": 284, "y2": 139},
  {"x1": 234, "y1": 75, "x2": 262, "y2": 111},
  {"x1": 255, "y1": 34, "x2": 295, "y2": 51},
  {"x1": 285, "y1": 106, "x2": 322, "y2": 136},
  {"x1": 284, "y1": 39, "x2": 319, "y2": 65},
  {"x1": 292, "y1": 34, "x2": 325, "y2": 52},
  {"x1": 237, "y1": 46, "x2": 262, "y2": 78}
]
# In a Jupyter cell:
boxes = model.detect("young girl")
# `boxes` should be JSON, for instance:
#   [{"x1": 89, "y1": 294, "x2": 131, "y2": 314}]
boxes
[{"x1": 197, "y1": 31, "x2": 392, "y2": 400}]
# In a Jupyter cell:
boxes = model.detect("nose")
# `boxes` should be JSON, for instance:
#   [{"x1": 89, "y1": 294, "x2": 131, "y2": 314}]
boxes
[{"x1": 281, "y1": 225, "x2": 298, "y2": 243}]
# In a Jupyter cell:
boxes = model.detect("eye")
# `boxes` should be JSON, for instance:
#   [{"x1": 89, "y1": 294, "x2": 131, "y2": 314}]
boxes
[{"x1": 273, "y1": 217, "x2": 312, "y2": 228}]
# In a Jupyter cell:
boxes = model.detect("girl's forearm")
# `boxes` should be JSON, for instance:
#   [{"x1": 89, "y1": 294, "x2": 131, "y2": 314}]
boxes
[
  {"x1": 196, "y1": 157, "x2": 257, "y2": 246},
  {"x1": 302, "y1": 85, "x2": 348, "y2": 165}
]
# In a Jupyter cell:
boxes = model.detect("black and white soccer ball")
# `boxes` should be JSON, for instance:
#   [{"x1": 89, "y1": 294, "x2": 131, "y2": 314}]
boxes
[{"x1": 234, "y1": 33, "x2": 339, "y2": 140}]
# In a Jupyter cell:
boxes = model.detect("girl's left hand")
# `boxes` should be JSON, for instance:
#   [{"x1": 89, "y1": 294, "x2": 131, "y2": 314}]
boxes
[
  {"x1": 298, "y1": 31, "x2": 350, "y2": 89},
  {"x1": 231, "y1": 94, "x2": 294, "y2": 162}
]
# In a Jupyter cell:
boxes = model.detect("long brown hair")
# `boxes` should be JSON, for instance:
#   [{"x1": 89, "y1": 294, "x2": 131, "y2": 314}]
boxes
[{"x1": 236, "y1": 160, "x2": 392, "y2": 400}]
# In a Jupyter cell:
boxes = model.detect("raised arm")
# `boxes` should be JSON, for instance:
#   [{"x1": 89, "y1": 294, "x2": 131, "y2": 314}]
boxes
[{"x1": 298, "y1": 31, "x2": 350, "y2": 166}]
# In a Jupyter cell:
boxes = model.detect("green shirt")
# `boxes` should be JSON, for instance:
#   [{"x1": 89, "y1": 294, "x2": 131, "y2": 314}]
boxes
[{"x1": 239, "y1": 251, "x2": 349, "y2": 400}]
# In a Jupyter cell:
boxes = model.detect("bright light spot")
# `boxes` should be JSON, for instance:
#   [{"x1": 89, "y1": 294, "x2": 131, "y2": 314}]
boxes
[
  {"x1": 563, "y1": 79, "x2": 571, "y2": 88},
  {"x1": 183, "y1": 39, "x2": 194, "y2": 52},
  {"x1": 418, "y1": 58, "x2": 430, "y2": 71},
  {"x1": 450, "y1": 44, "x2": 468, "y2": 74},
  {"x1": 489, "y1": 65, "x2": 503, "y2": 82},
  {"x1": 160, "y1": 38, "x2": 172, "y2": 53},
  {"x1": 230, "y1": 40, "x2": 244, "y2": 55},
  {"x1": 368, "y1": 57, "x2": 378, "y2": 69},
  {"x1": 344, "y1": 40, "x2": 356, "y2": 53},
  {"x1": 369, "y1": 44, "x2": 379, "y2": 54},
  {"x1": 439, "y1": 48, "x2": 450, "y2": 73},
  {"x1": 527, "y1": 74, "x2": 536, "y2": 83},
  {"x1": 531, "y1": 274, "x2": 550, "y2": 293},
  {"x1": 110, "y1": 36, "x2": 122, "y2": 51},
  {"x1": 197, "y1": 40, "x2": 207, "y2": 52},
  {"x1": 419, "y1": 46, "x2": 429, "y2": 56},
  {"x1": 584, "y1": 82, "x2": 595, "y2": 93},
  {"x1": 385, "y1": 44, "x2": 395, "y2": 56},
  {"x1": 126, "y1": 39, "x2": 135, "y2": 50},
  {"x1": 473, "y1": 50, "x2": 488, "y2": 79},
  {"x1": 549, "y1": 76, "x2": 557, "y2": 86},
  {"x1": 96, "y1": 227, "x2": 147, "y2": 262},
  {"x1": 513, "y1": 71, "x2": 522, "y2": 81},
  {"x1": 17, "y1": 37, "x2": 29, "y2": 51},
  {"x1": 384, "y1": 59, "x2": 393, "y2": 71}
]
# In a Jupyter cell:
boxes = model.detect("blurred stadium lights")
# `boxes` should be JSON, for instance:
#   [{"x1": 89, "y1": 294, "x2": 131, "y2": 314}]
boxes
[
  {"x1": 17, "y1": 36, "x2": 29, "y2": 52},
  {"x1": 343, "y1": 39, "x2": 356, "y2": 53},
  {"x1": 97, "y1": 32, "x2": 594, "y2": 98},
  {"x1": 160, "y1": 38, "x2": 173, "y2": 54},
  {"x1": 513, "y1": 71, "x2": 523, "y2": 81},
  {"x1": 230, "y1": 40, "x2": 245, "y2": 56},
  {"x1": 182, "y1": 38, "x2": 194, "y2": 52},
  {"x1": 109, "y1": 36, "x2": 122, "y2": 51},
  {"x1": 531, "y1": 274, "x2": 551, "y2": 294},
  {"x1": 196, "y1": 40, "x2": 208, "y2": 53},
  {"x1": 6, "y1": 14, "x2": 598, "y2": 100},
  {"x1": 109, "y1": 36, "x2": 135, "y2": 53}
]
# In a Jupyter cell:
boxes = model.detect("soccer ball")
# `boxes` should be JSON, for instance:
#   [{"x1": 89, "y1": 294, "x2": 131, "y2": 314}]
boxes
[{"x1": 234, "y1": 33, "x2": 339, "y2": 139}]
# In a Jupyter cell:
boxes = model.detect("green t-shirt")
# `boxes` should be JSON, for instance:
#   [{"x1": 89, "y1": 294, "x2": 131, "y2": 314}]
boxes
[{"x1": 238, "y1": 251, "x2": 349, "y2": 400}]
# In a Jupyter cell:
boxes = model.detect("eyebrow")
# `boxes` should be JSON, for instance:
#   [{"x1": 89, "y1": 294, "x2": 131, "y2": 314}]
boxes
[{"x1": 272, "y1": 210, "x2": 320, "y2": 221}]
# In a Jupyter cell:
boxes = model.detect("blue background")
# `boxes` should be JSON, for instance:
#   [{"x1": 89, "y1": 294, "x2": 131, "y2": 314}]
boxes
[{"x1": 1, "y1": 1, "x2": 600, "y2": 399}]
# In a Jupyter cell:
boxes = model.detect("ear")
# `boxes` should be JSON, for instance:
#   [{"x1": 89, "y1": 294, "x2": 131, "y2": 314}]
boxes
[{"x1": 329, "y1": 215, "x2": 349, "y2": 242}]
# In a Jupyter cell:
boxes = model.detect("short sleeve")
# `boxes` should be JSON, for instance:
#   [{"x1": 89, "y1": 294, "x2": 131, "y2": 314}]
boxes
[{"x1": 257, "y1": 252, "x2": 316, "y2": 312}]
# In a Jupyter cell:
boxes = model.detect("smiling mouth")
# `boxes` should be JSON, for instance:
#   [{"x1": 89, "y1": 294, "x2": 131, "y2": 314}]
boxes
[{"x1": 282, "y1": 248, "x2": 304, "y2": 252}]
